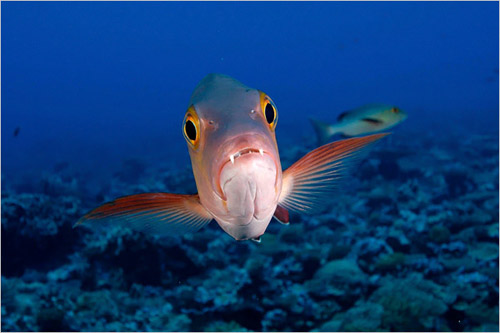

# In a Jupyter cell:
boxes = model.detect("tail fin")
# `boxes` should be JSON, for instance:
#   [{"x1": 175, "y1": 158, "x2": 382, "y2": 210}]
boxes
[{"x1": 309, "y1": 118, "x2": 337, "y2": 145}]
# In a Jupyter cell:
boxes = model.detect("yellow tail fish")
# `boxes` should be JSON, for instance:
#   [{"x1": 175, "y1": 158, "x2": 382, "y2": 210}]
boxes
[
  {"x1": 310, "y1": 104, "x2": 407, "y2": 145},
  {"x1": 76, "y1": 74, "x2": 388, "y2": 242}
]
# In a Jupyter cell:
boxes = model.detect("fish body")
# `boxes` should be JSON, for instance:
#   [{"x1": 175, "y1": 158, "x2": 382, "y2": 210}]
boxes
[
  {"x1": 77, "y1": 74, "x2": 388, "y2": 241},
  {"x1": 310, "y1": 104, "x2": 407, "y2": 145},
  {"x1": 185, "y1": 74, "x2": 282, "y2": 240}
]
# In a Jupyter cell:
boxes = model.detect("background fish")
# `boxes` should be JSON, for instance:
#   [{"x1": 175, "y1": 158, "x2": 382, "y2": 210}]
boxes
[
  {"x1": 76, "y1": 74, "x2": 387, "y2": 241},
  {"x1": 310, "y1": 104, "x2": 407, "y2": 145}
]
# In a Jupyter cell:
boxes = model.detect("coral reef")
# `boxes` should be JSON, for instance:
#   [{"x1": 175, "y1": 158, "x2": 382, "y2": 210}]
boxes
[{"x1": 2, "y1": 131, "x2": 498, "y2": 331}]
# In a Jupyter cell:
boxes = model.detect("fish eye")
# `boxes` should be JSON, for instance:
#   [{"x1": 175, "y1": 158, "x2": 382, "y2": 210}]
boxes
[
  {"x1": 183, "y1": 107, "x2": 200, "y2": 148},
  {"x1": 265, "y1": 103, "x2": 276, "y2": 124},
  {"x1": 259, "y1": 92, "x2": 278, "y2": 130},
  {"x1": 391, "y1": 107, "x2": 399, "y2": 114},
  {"x1": 185, "y1": 120, "x2": 196, "y2": 140}
]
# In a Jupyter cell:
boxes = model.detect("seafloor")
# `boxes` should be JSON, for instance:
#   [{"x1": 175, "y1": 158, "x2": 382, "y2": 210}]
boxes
[{"x1": 1, "y1": 129, "x2": 499, "y2": 332}]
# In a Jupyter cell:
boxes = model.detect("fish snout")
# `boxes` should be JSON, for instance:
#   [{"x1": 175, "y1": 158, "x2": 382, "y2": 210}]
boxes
[{"x1": 213, "y1": 135, "x2": 280, "y2": 197}]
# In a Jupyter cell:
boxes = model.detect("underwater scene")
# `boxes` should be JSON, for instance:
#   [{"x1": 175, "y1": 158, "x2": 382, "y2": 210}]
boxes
[{"x1": 1, "y1": 2, "x2": 499, "y2": 332}]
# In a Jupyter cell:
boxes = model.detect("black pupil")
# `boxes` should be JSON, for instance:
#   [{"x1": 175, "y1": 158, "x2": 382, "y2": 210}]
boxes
[
  {"x1": 265, "y1": 103, "x2": 275, "y2": 124},
  {"x1": 185, "y1": 120, "x2": 197, "y2": 141}
]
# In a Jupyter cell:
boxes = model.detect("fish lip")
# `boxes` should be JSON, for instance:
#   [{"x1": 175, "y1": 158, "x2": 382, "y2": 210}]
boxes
[{"x1": 214, "y1": 147, "x2": 279, "y2": 202}]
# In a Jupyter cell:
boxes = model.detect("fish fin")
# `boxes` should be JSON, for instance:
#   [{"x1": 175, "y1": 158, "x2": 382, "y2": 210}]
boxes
[
  {"x1": 273, "y1": 205, "x2": 290, "y2": 225},
  {"x1": 74, "y1": 193, "x2": 213, "y2": 236},
  {"x1": 251, "y1": 236, "x2": 262, "y2": 243},
  {"x1": 337, "y1": 111, "x2": 349, "y2": 121},
  {"x1": 361, "y1": 117, "x2": 383, "y2": 124},
  {"x1": 279, "y1": 133, "x2": 389, "y2": 213},
  {"x1": 309, "y1": 117, "x2": 336, "y2": 145}
]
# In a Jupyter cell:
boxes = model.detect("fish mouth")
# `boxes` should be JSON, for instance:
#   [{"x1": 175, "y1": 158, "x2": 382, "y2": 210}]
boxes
[{"x1": 214, "y1": 147, "x2": 279, "y2": 202}]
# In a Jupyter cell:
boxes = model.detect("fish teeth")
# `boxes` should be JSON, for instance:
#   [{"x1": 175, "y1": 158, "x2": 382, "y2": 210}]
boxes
[
  {"x1": 230, "y1": 155, "x2": 235, "y2": 164},
  {"x1": 259, "y1": 149, "x2": 264, "y2": 156}
]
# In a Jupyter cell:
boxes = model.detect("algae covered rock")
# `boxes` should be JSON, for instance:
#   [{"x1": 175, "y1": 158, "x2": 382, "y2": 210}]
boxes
[
  {"x1": 374, "y1": 252, "x2": 406, "y2": 273},
  {"x1": 370, "y1": 273, "x2": 456, "y2": 331},
  {"x1": 261, "y1": 308, "x2": 288, "y2": 331},
  {"x1": 305, "y1": 259, "x2": 369, "y2": 304},
  {"x1": 195, "y1": 265, "x2": 251, "y2": 308},
  {"x1": 205, "y1": 320, "x2": 250, "y2": 332},
  {"x1": 320, "y1": 301, "x2": 384, "y2": 332},
  {"x1": 312, "y1": 259, "x2": 367, "y2": 285},
  {"x1": 468, "y1": 242, "x2": 499, "y2": 261},
  {"x1": 2, "y1": 193, "x2": 83, "y2": 276},
  {"x1": 429, "y1": 224, "x2": 451, "y2": 243},
  {"x1": 464, "y1": 300, "x2": 499, "y2": 326},
  {"x1": 2, "y1": 124, "x2": 498, "y2": 332},
  {"x1": 36, "y1": 307, "x2": 68, "y2": 332}
]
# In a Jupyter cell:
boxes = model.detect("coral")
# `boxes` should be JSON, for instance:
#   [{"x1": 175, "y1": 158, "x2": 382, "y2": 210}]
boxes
[
  {"x1": 468, "y1": 242, "x2": 499, "y2": 261},
  {"x1": 429, "y1": 224, "x2": 451, "y2": 243},
  {"x1": 194, "y1": 265, "x2": 251, "y2": 309},
  {"x1": 374, "y1": 252, "x2": 406, "y2": 273},
  {"x1": 2, "y1": 131, "x2": 498, "y2": 332},
  {"x1": 443, "y1": 166, "x2": 473, "y2": 197},
  {"x1": 404, "y1": 254, "x2": 444, "y2": 277},
  {"x1": 39, "y1": 173, "x2": 82, "y2": 198},
  {"x1": 305, "y1": 259, "x2": 371, "y2": 308},
  {"x1": 261, "y1": 309, "x2": 287, "y2": 331},
  {"x1": 1, "y1": 193, "x2": 83, "y2": 276},
  {"x1": 205, "y1": 320, "x2": 250, "y2": 332},
  {"x1": 322, "y1": 301, "x2": 384, "y2": 332},
  {"x1": 370, "y1": 273, "x2": 456, "y2": 331},
  {"x1": 464, "y1": 301, "x2": 499, "y2": 326},
  {"x1": 36, "y1": 307, "x2": 68, "y2": 331}
]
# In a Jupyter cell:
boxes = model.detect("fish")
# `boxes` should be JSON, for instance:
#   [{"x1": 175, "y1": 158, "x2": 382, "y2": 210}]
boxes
[
  {"x1": 75, "y1": 74, "x2": 388, "y2": 242},
  {"x1": 13, "y1": 126, "x2": 20, "y2": 137},
  {"x1": 310, "y1": 104, "x2": 407, "y2": 145}
]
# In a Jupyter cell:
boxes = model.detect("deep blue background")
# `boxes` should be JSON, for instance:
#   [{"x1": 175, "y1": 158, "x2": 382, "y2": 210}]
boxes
[{"x1": 2, "y1": 1, "x2": 498, "y2": 182}]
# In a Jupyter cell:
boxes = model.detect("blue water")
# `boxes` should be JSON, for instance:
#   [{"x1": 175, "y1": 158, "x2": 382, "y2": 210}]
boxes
[{"x1": 2, "y1": 2, "x2": 499, "y2": 332}]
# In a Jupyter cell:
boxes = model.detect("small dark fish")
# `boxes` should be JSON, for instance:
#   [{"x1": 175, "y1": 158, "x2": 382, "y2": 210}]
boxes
[{"x1": 13, "y1": 127, "x2": 20, "y2": 137}]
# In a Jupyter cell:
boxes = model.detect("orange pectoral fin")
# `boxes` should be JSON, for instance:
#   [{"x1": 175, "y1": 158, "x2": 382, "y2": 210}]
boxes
[
  {"x1": 279, "y1": 133, "x2": 389, "y2": 213},
  {"x1": 74, "y1": 193, "x2": 213, "y2": 236}
]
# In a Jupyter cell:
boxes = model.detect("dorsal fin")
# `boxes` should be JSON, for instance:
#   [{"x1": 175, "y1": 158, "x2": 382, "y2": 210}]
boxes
[{"x1": 337, "y1": 111, "x2": 349, "y2": 122}]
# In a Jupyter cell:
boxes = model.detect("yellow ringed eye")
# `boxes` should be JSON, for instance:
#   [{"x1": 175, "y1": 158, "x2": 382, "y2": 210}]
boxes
[
  {"x1": 259, "y1": 92, "x2": 278, "y2": 130},
  {"x1": 185, "y1": 119, "x2": 196, "y2": 140},
  {"x1": 183, "y1": 107, "x2": 200, "y2": 148},
  {"x1": 265, "y1": 103, "x2": 275, "y2": 124},
  {"x1": 391, "y1": 107, "x2": 399, "y2": 114}
]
